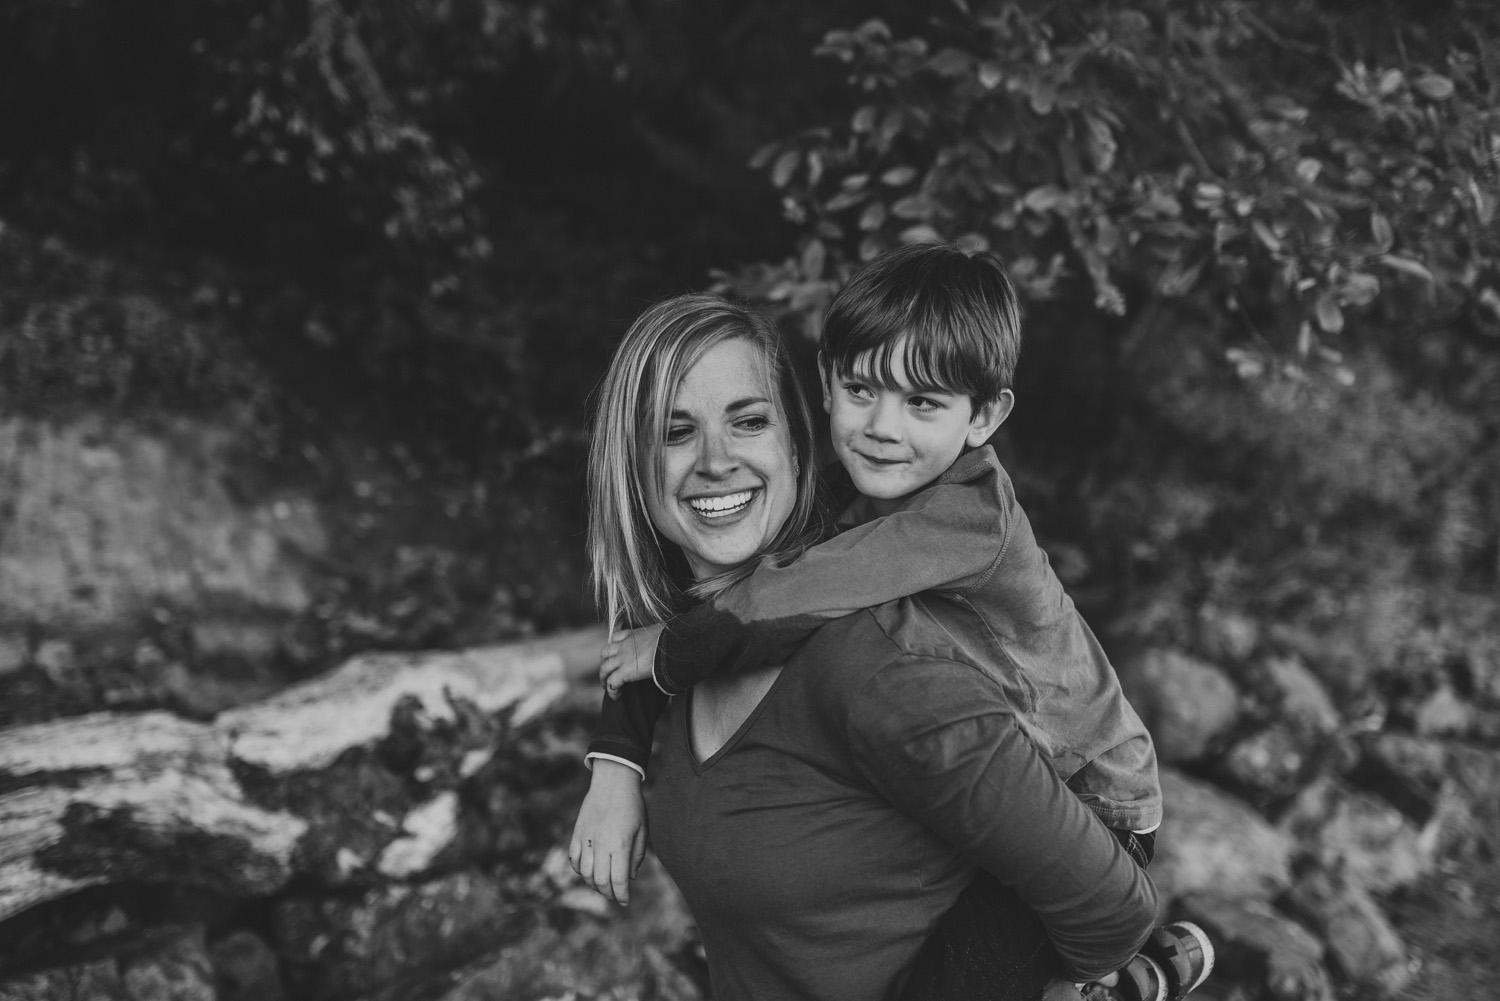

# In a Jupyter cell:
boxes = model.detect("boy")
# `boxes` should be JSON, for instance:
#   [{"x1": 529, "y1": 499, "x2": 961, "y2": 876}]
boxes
[{"x1": 573, "y1": 244, "x2": 1209, "y2": 1000}]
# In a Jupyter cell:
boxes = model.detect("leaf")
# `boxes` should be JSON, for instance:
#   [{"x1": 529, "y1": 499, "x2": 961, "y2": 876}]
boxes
[
  {"x1": 929, "y1": 48, "x2": 972, "y2": 77},
  {"x1": 1377, "y1": 254, "x2": 1435, "y2": 282},
  {"x1": 1378, "y1": 69, "x2": 1404, "y2": 95},
  {"x1": 891, "y1": 195, "x2": 931, "y2": 219},
  {"x1": 1193, "y1": 183, "x2": 1226, "y2": 210},
  {"x1": 1029, "y1": 79, "x2": 1058, "y2": 115},
  {"x1": 1295, "y1": 158, "x2": 1322, "y2": 183},
  {"x1": 1343, "y1": 271, "x2": 1381, "y2": 306},
  {"x1": 954, "y1": 232, "x2": 991, "y2": 253},
  {"x1": 1083, "y1": 116, "x2": 1116, "y2": 173},
  {"x1": 1297, "y1": 321, "x2": 1313, "y2": 358},
  {"x1": 899, "y1": 224, "x2": 943, "y2": 244},
  {"x1": 1370, "y1": 212, "x2": 1394, "y2": 252},
  {"x1": 1251, "y1": 219, "x2": 1282, "y2": 253},
  {"x1": 749, "y1": 143, "x2": 780, "y2": 170},
  {"x1": 1414, "y1": 74, "x2": 1455, "y2": 100},
  {"x1": 824, "y1": 189, "x2": 866, "y2": 213},
  {"x1": 1314, "y1": 291, "x2": 1344, "y2": 333},
  {"x1": 978, "y1": 61, "x2": 1004, "y2": 90},
  {"x1": 842, "y1": 173, "x2": 870, "y2": 191},
  {"x1": 1023, "y1": 185, "x2": 1065, "y2": 213},
  {"x1": 800, "y1": 238, "x2": 827, "y2": 280},
  {"x1": 859, "y1": 201, "x2": 888, "y2": 231},
  {"x1": 772, "y1": 150, "x2": 801, "y2": 188},
  {"x1": 881, "y1": 166, "x2": 918, "y2": 186},
  {"x1": 852, "y1": 106, "x2": 877, "y2": 134}
]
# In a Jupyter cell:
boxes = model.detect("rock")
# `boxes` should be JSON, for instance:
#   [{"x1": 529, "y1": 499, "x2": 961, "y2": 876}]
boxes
[
  {"x1": 210, "y1": 930, "x2": 286, "y2": 1001},
  {"x1": 1177, "y1": 893, "x2": 1333, "y2": 1001},
  {"x1": 0, "y1": 414, "x2": 327, "y2": 633},
  {"x1": 1220, "y1": 725, "x2": 1307, "y2": 797},
  {"x1": 1412, "y1": 683, "x2": 1473, "y2": 737},
  {"x1": 1116, "y1": 649, "x2": 1240, "y2": 762},
  {"x1": 272, "y1": 869, "x2": 522, "y2": 1000},
  {"x1": 439, "y1": 856, "x2": 701, "y2": 1001},
  {"x1": 1278, "y1": 778, "x2": 1438, "y2": 892},
  {"x1": 118, "y1": 925, "x2": 216, "y2": 1001},
  {"x1": 1151, "y1": 768, "x2": 1292, "y2": 905},
  {"x1": 33, "y1": 639, "x2": 76, "y2": 682},
  {"x1": 0, "y1": 959, "x2": 126, "y2": 1000},
  {"x1": 0, "y1": 634, "x2": 28, "y2": 676},
  {"x1": 1256, "y1": 657, "x2": 1341, "y2": 737},
  {"x1": 1286, "y1": 869, "x2": 1412, "y2": 996},
  {"x1": 1196, "y1": 605, "x2": 1260, "y2": 664}
]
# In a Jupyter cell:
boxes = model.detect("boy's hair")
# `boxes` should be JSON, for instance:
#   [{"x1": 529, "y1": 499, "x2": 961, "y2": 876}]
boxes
[
  {"x1": 586, "y1": 292, "x2": 822, "y2": 630},
  {"x1": 821, "y1": 243, "x2": 1022, "y2": 408}
]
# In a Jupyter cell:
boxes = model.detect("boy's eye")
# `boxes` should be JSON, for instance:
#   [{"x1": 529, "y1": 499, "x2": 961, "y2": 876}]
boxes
[
  {"x1": 908, "y1": 395, "x2": 943, "y2": 412},
  {"x1": 842, "y1": 382, "x2": 873, "y2": 399}
]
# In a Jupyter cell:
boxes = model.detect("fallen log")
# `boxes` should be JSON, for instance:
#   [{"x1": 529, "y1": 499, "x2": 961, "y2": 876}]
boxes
[{"x1": 0, "y1": 627, "x2": 607, "y2": 925}]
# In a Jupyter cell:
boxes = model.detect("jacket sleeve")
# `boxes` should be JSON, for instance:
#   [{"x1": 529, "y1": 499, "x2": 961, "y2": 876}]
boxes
[
  {"x1": 586, "y1": 679, "x2": 670, "y2": 775},
  {"x1": 844, "y1": 654, "x2": 1158, "y2": 983},
  {"x1": 654, "y1": 476, "x2": 1009, "y2": 694}
]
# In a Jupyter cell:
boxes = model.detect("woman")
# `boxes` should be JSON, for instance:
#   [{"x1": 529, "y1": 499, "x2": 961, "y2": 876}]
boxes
[{"x1": 575, "y1": 292, "x2": 1156, "y2": 1001}]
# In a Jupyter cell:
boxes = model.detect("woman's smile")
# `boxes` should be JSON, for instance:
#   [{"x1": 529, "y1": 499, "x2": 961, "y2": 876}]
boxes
[{"x1": 686, "y1": 488, "x2": 759, "y2": 518}]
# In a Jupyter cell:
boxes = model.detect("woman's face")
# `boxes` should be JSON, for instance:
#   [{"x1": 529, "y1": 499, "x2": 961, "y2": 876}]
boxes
[{"x1": 645, "y1": 337, "x2": 799, "y2": 580}]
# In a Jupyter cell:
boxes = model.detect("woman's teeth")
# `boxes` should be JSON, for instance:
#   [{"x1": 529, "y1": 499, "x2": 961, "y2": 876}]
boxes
[{"x1": 688, "y1": 490, "x2": 754, "y2": 517}]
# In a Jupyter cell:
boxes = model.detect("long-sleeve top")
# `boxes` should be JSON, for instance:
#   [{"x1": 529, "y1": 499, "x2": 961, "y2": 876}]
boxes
[
  {"x1": 589, "y1": 445, "x2": 1162, "y2": 832},
  {"x1": 648, "y1": 594, "x2": 1160, "y2": 1000}
]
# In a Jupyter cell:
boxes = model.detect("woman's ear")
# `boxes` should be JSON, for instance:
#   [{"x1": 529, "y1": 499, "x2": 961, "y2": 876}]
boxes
[
  {"x1": 817, "y1": 352, "x2": 833, "y2": 415},
  {"x1": 966, "y1": 389, "x2": 1015, "y2": 447}
]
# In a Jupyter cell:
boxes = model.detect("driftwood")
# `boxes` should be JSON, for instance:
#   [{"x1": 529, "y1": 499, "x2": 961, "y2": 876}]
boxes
[{"x1": 0, "y1": 627, "x2": 606, "y2": 925}]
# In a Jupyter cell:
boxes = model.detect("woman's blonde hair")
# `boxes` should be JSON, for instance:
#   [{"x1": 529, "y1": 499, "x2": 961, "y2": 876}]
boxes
[{"x1": 586, "y1": 292, "x2": 822, "y2": 630}]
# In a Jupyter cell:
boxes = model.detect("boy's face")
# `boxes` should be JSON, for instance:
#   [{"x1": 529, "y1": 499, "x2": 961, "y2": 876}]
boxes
[{"x1": 820, "y1": 337, "x2": 1013, "y2": 515}]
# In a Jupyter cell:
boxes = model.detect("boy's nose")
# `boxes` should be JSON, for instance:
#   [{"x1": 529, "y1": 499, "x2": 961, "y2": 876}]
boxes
[{"x1": 863, "y1": 400, "x2": 903, "y2": 442}]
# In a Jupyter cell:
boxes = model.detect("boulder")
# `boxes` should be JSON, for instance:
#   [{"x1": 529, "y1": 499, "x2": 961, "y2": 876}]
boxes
[
  {"x1": 1116, "y1": 649, "x2": 1240, "y2": 762},
  {"x1": 1255, "y1": 657, "x2": 1341, "y2": 737},
  {"x1": 1220, "y1": 725, "x2": 1308, "y2": 798},
  {"x1": 272, "y1": 869, "x2": 522, "y2": 1001},
  {"x1": 0, "y1": 414, "x2": 327, "y2": 634},
  {"x1": 117, "y1": 925, "x2": 216, "y2": 1001},
  {"x1": 210, "y1": 930, "x2": 286, "y2": 1001},
  {"x1": 1177, "y1": 893, "x2": 1333, "y2": 1001},
  {"x1": 1151, "y1": 768, "x2": 1292, "y2": 904},
  {"x1": 1286, "y1": 869, "x2": 1412, "y2": 996},
  {"x1": 1278, "y1": 778, "x2": 1438, "y2": 892}
]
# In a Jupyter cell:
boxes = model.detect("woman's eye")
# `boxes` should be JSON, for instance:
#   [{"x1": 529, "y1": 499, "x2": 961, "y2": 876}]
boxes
[
  {"x1": 735, "y1": 415, "x2": 770, "y2": 432},
  {"x1": 665, "y1": 425, "x2": 693, "y2": 444}
]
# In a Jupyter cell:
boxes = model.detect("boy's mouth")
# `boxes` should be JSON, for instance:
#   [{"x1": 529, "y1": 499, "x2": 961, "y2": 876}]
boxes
[{"x1": 687, "y1": 489, "x2": 757, "y2": 518}]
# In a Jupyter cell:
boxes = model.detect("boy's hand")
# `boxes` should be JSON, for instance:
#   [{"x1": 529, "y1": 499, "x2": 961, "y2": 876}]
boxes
[
  {"x1": 568, "y1": 759, "x2": 647, "y2": 905},
  {"x1": 600, "y1": 623, "x2": 665, "y2": 699}
]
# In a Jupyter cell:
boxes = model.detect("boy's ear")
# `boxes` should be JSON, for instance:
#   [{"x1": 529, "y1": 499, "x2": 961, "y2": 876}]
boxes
[
  {"x1": 816, "y1": 352, "x2": 833, "y2": 414},
  {"x1": 966, "y1": 389, "x2": 1015, "y2": 447}
]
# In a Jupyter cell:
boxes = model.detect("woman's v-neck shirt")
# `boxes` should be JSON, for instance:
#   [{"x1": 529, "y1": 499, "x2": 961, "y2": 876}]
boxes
[{"x1": 647, "y1": 595, "x2": 1158, "y2": 1001}]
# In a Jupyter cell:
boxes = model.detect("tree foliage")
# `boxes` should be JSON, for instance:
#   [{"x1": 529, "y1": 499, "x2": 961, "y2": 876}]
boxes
[{"x1": 734, "y1": 0, "x2": 1500, "y2": 366}]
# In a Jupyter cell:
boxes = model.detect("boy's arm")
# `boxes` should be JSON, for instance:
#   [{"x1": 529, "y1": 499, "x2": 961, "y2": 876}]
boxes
[
  {"x1": 653, "y1": 475, "x2": 1009, "y2": 694},
  {"x1": 569, "y1": 758, "x2": 647, "y2": 906},
  {"x1": 586, "y1": 678, "x2": 670, "y2": 776},
  {"x1": 847, "y1": 654, "x2": 1158, "y2": 983}
]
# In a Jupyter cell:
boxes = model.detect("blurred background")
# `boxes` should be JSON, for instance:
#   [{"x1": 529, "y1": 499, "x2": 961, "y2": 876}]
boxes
[{"x1": 1, "y1": 1, "x2": 1497, "y2": 999}]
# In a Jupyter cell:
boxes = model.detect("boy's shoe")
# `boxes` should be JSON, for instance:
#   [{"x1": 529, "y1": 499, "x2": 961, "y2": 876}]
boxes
[{"x1": 1106, "y1": 922, "x2": 1215, "y2": 1001}]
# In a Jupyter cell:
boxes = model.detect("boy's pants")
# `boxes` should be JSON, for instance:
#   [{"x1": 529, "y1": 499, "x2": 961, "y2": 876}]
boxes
[{"x1": 899, "y1": 828, "x2": 1155, "y2": 1001}]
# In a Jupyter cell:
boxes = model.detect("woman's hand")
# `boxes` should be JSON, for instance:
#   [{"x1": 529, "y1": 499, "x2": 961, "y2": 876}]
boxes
[
  {"x1": 569, "y1": 758, "x2": 648, "y2": 905},
  {"x1": 600, "y1": 623, "x2": 666, "y2": 699}
]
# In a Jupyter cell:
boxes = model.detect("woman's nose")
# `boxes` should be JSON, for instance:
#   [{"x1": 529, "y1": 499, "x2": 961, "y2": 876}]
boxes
[{"x1": 695, "y1": 429, "x2": 739, "y2": 476}]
